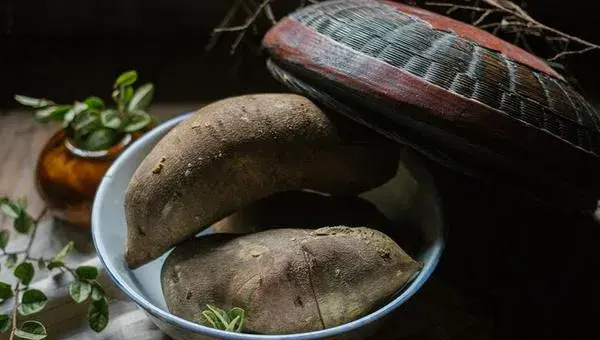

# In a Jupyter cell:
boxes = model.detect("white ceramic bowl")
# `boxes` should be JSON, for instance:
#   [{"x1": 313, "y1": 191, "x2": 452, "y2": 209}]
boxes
[{"x1": 92, "y1": 112, "x2": 444, "y2": 340}]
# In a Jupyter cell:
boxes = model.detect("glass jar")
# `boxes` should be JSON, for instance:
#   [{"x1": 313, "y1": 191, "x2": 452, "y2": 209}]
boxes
[{"x1": 35, "y1": 129, "x2": 143, "y2": 230}]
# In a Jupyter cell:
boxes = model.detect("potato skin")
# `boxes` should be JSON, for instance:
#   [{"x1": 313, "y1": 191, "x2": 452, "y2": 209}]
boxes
[
  {"x1": 161, "y1": 227, "x2": 422, "y2": 334},
  {"x1": 124, "y1": 94, "x2": 400, "y2": 268}
]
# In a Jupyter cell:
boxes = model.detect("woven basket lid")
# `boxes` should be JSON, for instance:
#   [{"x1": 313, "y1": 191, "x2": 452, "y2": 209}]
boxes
[{"x1": 262, "y1": 0, "x2": 600, "y2": 211}]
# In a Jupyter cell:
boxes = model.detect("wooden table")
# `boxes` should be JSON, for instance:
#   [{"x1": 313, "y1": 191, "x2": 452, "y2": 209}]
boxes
[{"x1": 2, "y1": 105, "x2": 599, "y2": 339}]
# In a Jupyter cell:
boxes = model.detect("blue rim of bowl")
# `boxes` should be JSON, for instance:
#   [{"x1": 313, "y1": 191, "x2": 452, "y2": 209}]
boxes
[{"x1": 92, "y1": 112, "x2": 445, "y2": 340}]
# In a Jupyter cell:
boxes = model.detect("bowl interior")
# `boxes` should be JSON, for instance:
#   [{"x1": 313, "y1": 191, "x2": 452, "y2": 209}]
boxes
[{"x1": 92, "y1": 113, "x2": 444, "y2": 339}]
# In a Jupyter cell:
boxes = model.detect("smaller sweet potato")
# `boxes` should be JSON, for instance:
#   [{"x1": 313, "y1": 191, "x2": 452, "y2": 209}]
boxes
[
  {"x1": 161, "y1": 227, "x2": 422, "y2": 334},
  {"x1": 212, "y1": 190, "x2": 423, "y2": 255},
  {"x1": 211, "y1": 190, "x2": 390, "y2": 234}
]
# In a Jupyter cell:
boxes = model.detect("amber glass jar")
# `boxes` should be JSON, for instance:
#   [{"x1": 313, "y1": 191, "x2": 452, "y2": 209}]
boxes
[{"x1": 35, "y1": 129, "x2": 143, "y2": 229}]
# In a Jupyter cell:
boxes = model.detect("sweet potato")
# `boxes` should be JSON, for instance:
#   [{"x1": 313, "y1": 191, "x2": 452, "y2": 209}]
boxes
[
  {"x1": 124, "y1": 94, "x2": 400, "y2": 268},
  {"x1": 161, "y1": 227, "x2": 422, "y2": 334},
  {"x1": 212, "y1": 190, "x2": 423, "y2": 256},
  {"x1": 211, "y1": 190, "x2": 390, "y2": 234}
]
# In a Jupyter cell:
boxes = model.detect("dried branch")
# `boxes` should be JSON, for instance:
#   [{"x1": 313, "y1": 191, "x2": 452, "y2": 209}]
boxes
[
  {"x1": 209, "y1": 0, "x2": 599, "y2": 68},
  {"x1": 205, "y1": 1, "x2": 242, "y2": 52},
  {"x1": 548, "y1": 46, "x2": 597, "y2": 62},
  {"x1": 425, "y1": 0, "x2": 600, "y2": 63},
  {"x1": 213, "y1": 0, "x2": 270, "y2": 34},
  {"x1": 209, "y1": 0, "x2": 277, "y2": 55},
  {"x1": 207, "y1": 0, "x2": 319, "y2": 55}
]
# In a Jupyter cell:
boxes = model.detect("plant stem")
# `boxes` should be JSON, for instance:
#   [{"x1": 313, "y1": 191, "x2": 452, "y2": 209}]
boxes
[
  {"x1": 61, "y1": 266, "x2": 78, "y2": 278},
  {"x1": 426, "y1": 0, "x2": 600, "y2": 62},
  {"x1": 8, "y1": 282, "x2": 20, "y2": 340},
  {"x1": 0, "y1": 250, "x2": 26, "y2": 257},
  {"x1": 5, "y1": 207, "x2": 47, "y2": 339},
  {"x1": 27, "y1": 256, "x2": 78, "y2": 278},
  {"x1": 23, "y1": 207, "x2": 47, "y2": 260}
]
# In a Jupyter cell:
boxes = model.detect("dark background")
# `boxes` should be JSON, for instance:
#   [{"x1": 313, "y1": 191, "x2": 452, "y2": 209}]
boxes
[
  {"x1": 2, "y1": 1, "x2": 600, "y2": 339},
  {"x1": 1, "y1": 0, "x2": 599, "y2": 107}
]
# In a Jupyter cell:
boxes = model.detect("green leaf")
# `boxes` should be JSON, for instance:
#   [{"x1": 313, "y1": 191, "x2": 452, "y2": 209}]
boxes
[
  {"x1": 14, "y1": 320, "x2": 47, "y2": 340},
  {"x1": 206, "y1": 304, "x2": 230, "y2": 327},
  {"x1": 34, "y1": 105, "x2": 71, "y2": 123},
  {"x1": 46, "y1": 261, "x2": 63, "y2": 270},
  {"x1": 18, "y1": 289, "x2": 48, "y2": 316},
  {"x1": 53, "y1": 241, "x2": 74, "y2": 263},
  {"x1": 14, "y1": 214, "x2": 33, "y2": 234},
  {"x1": 127, "y1": 83, "x2": 154, "y2": 111},
  {"x1": 14, "y1": 262, "x2": 34, "y2": 286},
  {"x1": 0, "y1": 199, "x2": 19, "y2": 219},
  {"x1": 79, "y1": 128, "x2": 117, "y2": 151},
  {"x1": 90, "y1": 282, "x2": 105, "y2": 301},
  {"x1": 14, "y1": 95, "x2": 54, "y2": 108},
  {"x1": 100, "y1": 109, "x2": 121, "y2": 129},
  {"x1": 229, "y1": 307, "x2": 245, "y2": 332},
  {"x1": 225, "y1": 316, "x2": 241, "y2": 332},
  {"x1": 0, "y1": 282, "x2": 13, "y2": 300},
  {"x1": 88, "y1": 297, "x2": 109, "y2": 332},
  {"x1": 6, "y1": 254, "x2": 18, "y2": 269},
  {"x1": 76, "y1": 266, "x2": 99, "y2": 281},
  {"x1": 113, "y1": 70, "x2": 138, "y2": 88},
  {"x1": 123, "y1": 110, "x2": 151, "y2": 132},
  {"x1": 0, "y1": 230, "x2": 9, "y2": 250},
  {"x1": 0, "y1": 314, "x2": 10, "y2": 333},
  {"x1": 84, "y1": 96, "x2": 104, "y2": 110},
  {"x1": 62, "y1": 101, "x2": 88, "y2": 128},
  {"x1": 202, "y1": 310, "x2": 222, "y2": 329},
  {"x1": 37, "y1": 259, "x2": 46, "y2": 271},
  {"x1": 72, "y1": 111, "x2": 101, "y2": 135},
  {"x1": 15, "y1": 197, "x2": 27, "y2": 211},
  {"x1": 69, "y1": 281, "x2": 92, "y2": 303},
  {"x1": 121, "y1": 86, "x2": 134, "y2": 106},
  {"x1": 111, "y1": 89, "x2": 120, "y2": 103},
  {"x1": 201, "y1": 305, "x2": 245, "y2": 331}
]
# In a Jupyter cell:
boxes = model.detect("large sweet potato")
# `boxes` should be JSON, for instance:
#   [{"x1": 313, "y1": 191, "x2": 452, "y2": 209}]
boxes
[
  {"x1": 124, "y1": 94, "x2": 400, "y2": 268},
  {"x1": 161, "y1": 226, "x2": 422, "y2": 334}
]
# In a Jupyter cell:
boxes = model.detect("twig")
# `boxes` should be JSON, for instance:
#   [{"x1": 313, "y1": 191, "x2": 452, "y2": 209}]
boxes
[
  {"x1": 425, "y1": 0, "x2": 600, "y2": 68},
  {"x1": 207, "y1": 0, "x2": 318, "y2": 54},
  {"x1": 473, "y1": 9, "x2": 500, "y2": 25},
  {"x1": 61, "y1": 265, "x2": 78, "y2": 279},
  {"x1": 5, "y1": 207, "x2": 47, "y2": 339},
  {"x1": 264, "y1": 3, "x2": 277, "y2": 25},
  {"x1": 205, "y1": 0, "x2": 243, "y2": 51},
  {"x1": 0, "y1": 250, "x2": 26, "y2": 257},
  {"x1": 238, "y1": 0, "x2": 260, "y2": 34},
  {"x1": 24, "y1": 207, "x2": 48, "y2": 259},
  {"x1": 425, "y1": 2, "x2": 488, "y2": 13},
  {"x1": 210, "y1": 0, "x2": 277, "y2": 54},
  {"x1": 9, "y1": 282, "x2": 20, "y2": 340},
  {"x1": 230, "y1": 31, "x2": 249, "y2": 54},
  {"x1": 549, "y1": 46, "x2": 597, "y2": 61},
  {"x1": 213, "y1": 0, "x2": 274, "y2": 33},
  {"x1": 8, "y1": 282, "x2": 19, "y2": 340}
]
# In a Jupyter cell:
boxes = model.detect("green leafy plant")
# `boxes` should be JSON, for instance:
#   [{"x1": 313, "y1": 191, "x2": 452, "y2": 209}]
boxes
[
  {"x1": 0, "y1": 197, "x2": 109, "y2": 339},
  {"x1": 14, "y1": 70, "x2": 155, "y2": 152},
  {"x1": 201, "y1": 304, "x2": 245, "y2": 332}
]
